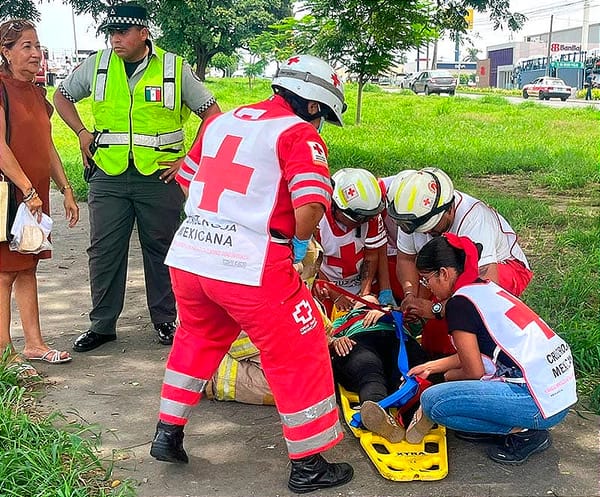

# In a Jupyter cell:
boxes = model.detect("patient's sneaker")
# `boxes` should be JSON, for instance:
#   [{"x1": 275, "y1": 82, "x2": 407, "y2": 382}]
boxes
[
  {"x1": 360, "y1": 400, "x2": 405, "y2": 443},
  {"x1": 486, "y1": 429, "x2": 551, "y2": 465},
  {"x1": 405, "y1": 406, "x2": 434, "y2": 444}
]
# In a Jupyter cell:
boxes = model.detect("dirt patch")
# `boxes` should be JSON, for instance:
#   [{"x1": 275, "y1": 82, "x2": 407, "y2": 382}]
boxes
[{"x1": 468, "y1": 173, "x2": 600, "y2": 216}]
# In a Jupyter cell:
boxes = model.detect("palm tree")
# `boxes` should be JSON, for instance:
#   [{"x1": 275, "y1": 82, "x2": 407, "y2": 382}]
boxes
[{"x1": 463, "y1": 47, "x2": 481, "y2": 62}]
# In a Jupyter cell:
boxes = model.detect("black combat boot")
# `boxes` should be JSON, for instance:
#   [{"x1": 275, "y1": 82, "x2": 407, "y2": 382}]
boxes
[
  {"x1": 288, "y1": 453, "x2": 353, "y2": 494},
  {"x1": 150, "y1": 421, "x2": 189, "y2": 463}
]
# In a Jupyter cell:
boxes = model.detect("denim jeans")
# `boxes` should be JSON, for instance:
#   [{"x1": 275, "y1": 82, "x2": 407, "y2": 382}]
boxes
[{"x1": 420, "y1": 380, "x2": 570, "y2": 434}]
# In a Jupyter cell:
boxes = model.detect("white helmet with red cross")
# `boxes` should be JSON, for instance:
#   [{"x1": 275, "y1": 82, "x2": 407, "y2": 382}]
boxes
[
  {"x1": 331, "y1": 168, "x2": 385, "y2": 223},
  {"x1": 387, "y1": 167, "x2": 455, "y2": 234},
  {"x1": 272, "y1": 54, "x2": 346, "y2": 126}
]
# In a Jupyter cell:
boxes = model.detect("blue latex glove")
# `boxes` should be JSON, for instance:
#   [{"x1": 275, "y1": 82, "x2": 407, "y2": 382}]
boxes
[
  {"x1": 292, "y1": 236, "x2": 309, "y2": 263},
  {"x1": 378, "y1": 289, "x2": 397, "y2": 306}
]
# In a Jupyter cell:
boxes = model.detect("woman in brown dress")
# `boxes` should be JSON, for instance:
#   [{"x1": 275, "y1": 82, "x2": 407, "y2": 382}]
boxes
[{"x1": 0, "y1": 19, "x2": 79, "y2": 374}]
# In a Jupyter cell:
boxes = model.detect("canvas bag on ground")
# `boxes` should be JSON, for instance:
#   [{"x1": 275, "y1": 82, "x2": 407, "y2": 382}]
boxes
[{"x1": 9, "y1": 203, "x2": 52, "y2": 254}]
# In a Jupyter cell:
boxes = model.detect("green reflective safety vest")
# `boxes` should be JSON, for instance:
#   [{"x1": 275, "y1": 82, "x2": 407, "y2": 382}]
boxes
[{"x1": 91, "y1": 46, "x2": 191, "y2": 176}]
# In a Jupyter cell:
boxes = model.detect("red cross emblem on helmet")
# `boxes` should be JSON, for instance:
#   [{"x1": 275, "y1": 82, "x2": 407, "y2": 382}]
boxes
[
  {"x1": 287, "y1": 56, "x2": 300, "y2": 65},
  {"x1": 331, "y1": 73, "x2": 341, "y2": 87}
]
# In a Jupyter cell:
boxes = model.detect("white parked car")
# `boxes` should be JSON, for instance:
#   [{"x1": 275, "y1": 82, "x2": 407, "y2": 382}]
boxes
[
  {"x1": 399, "y1": 73, "x2": 416, "y2": 89},
  {"x1": 522, "y1": 77, "x2": 571, "y2": 101}
]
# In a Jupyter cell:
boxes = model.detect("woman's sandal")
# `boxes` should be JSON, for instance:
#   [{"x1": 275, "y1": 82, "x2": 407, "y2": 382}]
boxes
[
  {"x1": 405, "y1": 406, "x2": 435, "y2": 444},
  {"x1": 7, "y1": 361, "x2": 40, "y2": 379},
  {"x1": 24, "y1": 349, "x2": 72, "y2": 364}
]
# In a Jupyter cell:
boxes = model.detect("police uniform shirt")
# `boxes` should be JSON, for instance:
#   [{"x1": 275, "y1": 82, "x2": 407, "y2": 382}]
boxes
[{"x1": 58, "y1": 40, "x2": 216, "y2": 116}]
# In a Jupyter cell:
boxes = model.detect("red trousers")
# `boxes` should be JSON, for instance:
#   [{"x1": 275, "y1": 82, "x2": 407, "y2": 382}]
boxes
[
  {"x1": 415, "y1": 258, "x2": 533, "y2": 358},
  {"x1": 159, "y1": 247, "x2": 343, "y2": 459}
]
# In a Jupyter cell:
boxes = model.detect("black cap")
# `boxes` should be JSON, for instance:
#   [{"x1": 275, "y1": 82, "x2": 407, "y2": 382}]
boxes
[{"x1": 98, "y1": 3, "x2": 149, "y2": 32}]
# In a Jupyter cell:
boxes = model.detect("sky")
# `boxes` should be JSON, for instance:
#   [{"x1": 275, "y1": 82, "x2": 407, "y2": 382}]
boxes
[{"x1": 35, "y1": 0, "x2": 600, "y2": 63}]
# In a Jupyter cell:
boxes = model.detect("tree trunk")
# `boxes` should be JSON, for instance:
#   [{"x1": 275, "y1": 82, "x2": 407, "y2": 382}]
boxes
[
  {"x1": 195, "y1": 54, "x2": 209, "y2": 81},
  {"x1": 356, "y1": 77, "x2": 364, "y2": 125}
]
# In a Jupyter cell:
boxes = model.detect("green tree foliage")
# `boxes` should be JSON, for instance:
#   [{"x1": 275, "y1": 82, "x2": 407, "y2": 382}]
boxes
[
  {"x1": 44, "y1": 0, "x2": 291, "y2": 81},
  {"x1": 0, "y1": 0, "x2": 43, "y2": 21},
  {"x1": 463, "y1": 46, "x2": 481, "y2": 62},
  {"x1": 288, "y1": 1, "x2": 438, "y2": 124},
  {"x1": 210, "y1": 52, "x2": 240, "y2": 78},
  {"x1": 290, "y1": 0, "x2": 525, "y2": 124},
  {"x1": 142, "y1": 0, "x2": 292, "y2": 80}
]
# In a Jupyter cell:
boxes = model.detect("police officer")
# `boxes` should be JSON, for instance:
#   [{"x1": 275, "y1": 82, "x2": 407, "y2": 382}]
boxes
[
  {"x1": 53, "y1": 2, "x2": 220, "y2": 351},
  {"x1": 150, "y1": 54, "x2": 353, "y2": 493}
]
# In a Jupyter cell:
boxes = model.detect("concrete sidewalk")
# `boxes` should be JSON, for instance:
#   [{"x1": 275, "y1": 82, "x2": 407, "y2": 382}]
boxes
[{"x1": 11, "y1": 191, "x2": 600, "y2": 497}]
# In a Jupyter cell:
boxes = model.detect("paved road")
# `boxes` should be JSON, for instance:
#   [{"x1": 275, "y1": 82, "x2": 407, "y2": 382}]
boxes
[
  {"x1": 388, "y1": 87, "x2": 600, "y2": 109},
  {"x1": 461, "y1": 91, "x2": 600, "y2": 109}
]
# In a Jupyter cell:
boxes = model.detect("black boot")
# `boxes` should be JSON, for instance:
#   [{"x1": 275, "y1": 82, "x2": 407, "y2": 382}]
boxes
[
  {"x1": 150, "y1": 421, "x2": 189, "y2": 463},
  {"x1": 288, "y1": 453, "x2": 353, "y2": 494}
]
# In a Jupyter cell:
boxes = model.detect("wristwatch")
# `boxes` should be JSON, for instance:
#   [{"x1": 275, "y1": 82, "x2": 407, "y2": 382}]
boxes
[{"x1": 431, "y1": 302, "x2": 444, "y2": 320}]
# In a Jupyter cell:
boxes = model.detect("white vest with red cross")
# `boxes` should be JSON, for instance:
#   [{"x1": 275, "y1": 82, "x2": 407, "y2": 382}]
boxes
[
  {"x1": 455, "y1": 282, "x2": 577, "y2": 418},
  {"x1": 318, "y1": 210, "x2": 370, "y2": 294},
  {"x1": 165, "y1": 107, "x2": 303, "y2": 285}
]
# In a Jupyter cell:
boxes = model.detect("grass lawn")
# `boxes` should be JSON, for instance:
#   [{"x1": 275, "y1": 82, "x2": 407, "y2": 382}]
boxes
[{"x1": 49, "y1": 81, "x2": 599, "y2": 410}]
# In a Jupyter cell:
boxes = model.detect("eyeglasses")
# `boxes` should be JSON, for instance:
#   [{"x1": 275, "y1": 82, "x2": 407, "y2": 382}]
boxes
[{"x1": 419, "y1": 271, "x2": 439, "y2": 288}]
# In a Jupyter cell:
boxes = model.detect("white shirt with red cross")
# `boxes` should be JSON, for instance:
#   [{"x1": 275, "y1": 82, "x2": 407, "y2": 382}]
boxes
[
  {"x1": 397, "y1": 191, "x2": 530, "y2": 268},
  {"x1": 316, "y1": 209, "x2": 387, "y2": 294}
]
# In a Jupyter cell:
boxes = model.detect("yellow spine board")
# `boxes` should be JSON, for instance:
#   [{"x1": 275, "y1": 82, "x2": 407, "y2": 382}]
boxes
[{"x1": 338, "y1": 385, "x2": 448, "y2": 481}]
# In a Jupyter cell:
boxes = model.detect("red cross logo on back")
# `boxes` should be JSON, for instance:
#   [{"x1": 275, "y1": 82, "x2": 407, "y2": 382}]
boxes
[
  {"x1": 195, "y1": 135, "x2": 254, "y2": 212},
  {"x1": 326, "y1": 242, "x2": 363, "y2": 278},
  {"x1": 498, "y1": 289, "x2": 555, "y2": 339}
]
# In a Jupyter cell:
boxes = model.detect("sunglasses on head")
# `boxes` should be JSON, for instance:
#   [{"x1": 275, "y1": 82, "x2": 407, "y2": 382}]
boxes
[{"x1": 1, "y1": 20, "x2": 35, "y2": 45}]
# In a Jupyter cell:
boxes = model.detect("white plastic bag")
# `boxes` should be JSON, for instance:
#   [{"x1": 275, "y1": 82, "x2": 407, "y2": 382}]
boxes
[{"x1": 9, "y1": 203, "x2": 52, "y2": 254}]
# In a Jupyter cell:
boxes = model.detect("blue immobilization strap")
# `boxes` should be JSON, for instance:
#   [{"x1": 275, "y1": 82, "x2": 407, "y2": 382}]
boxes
[{"x1": 350, "y1": 310, "x2": 420, "y2": 428}]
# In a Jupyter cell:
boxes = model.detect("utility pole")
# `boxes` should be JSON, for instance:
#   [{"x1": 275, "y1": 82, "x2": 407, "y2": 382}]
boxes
[
  {"x1": 545, "y1": 14, "x2": 553, "y2": 77},
  {"x1": 71, "y1": 7, "x2": 78, "y2": 64},
  {"x1": 454, "y1": 33, "x2": 460, "y2": 62},
  {"x1": 582, "y1": 0, "x2": 590, "y2": 54}
]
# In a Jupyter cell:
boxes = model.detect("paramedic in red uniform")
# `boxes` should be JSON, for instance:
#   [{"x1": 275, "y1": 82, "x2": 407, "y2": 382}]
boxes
[{"x1": 150, "y1": 54, "x2": 353, "y2": 494}]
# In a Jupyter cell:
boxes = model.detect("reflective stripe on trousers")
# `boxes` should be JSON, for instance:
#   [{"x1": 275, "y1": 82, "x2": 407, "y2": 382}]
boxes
[
  {"x1": 159, "y1": 252, "x2": 344, "y2": 457},
  {"x1": 159, "y1": 367, "x2": 208, "y2": 425},
  {"x1": 280, "y1": 393, "x2": 344, "y2": 458}
]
